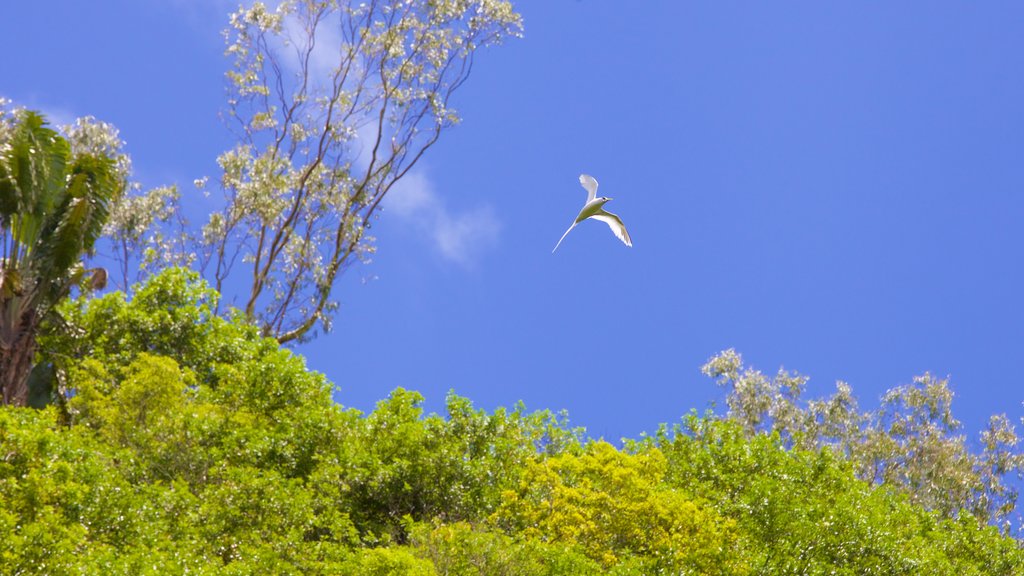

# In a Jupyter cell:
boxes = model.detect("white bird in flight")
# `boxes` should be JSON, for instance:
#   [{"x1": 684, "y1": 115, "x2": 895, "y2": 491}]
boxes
[{"x1": 552, "y1": 174, "x2": 633, "y2": 253}]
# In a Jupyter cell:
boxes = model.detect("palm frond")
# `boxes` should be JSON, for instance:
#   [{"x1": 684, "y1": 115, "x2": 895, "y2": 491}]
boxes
[
  {"x1": 0, "y1": 111, "x2": 69, "y2": 265},
  {"x1": 1, "y1": 110, "x2": 122, "y2": 406}
]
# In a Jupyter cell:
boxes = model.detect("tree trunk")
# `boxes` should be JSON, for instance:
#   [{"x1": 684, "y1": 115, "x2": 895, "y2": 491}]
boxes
[{"x1": 0, "y1": 310, "x2": 38, "y2": 407}]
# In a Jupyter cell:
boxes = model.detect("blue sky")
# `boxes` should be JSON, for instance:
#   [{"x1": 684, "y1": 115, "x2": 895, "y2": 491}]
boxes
[{"x1": 3, "y1": 1, "x2": 1023, "y2": 443}]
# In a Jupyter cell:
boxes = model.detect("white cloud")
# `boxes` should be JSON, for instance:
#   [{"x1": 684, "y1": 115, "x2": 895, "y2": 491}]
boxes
[
  {"x1": 387, "y1": 171, "x2": 433, "y2": 217},
  {"x1": 435, "y1": 206, "x2": 501, "y2": 265},
  {"x1": 386, "y1": 170, "x2": 500, "y2": 266}
]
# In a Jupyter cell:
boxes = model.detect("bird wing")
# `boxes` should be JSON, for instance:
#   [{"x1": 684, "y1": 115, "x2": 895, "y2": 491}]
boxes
[
  {"x1": 591, "y1": 210, "x2": 632, "y2": 247},
  {"x1": 552, "y1": 221, "x2": 578, "y2": 253},
  {"x1": 579, "y1": 174, "x2": 598, "y2": 203}
]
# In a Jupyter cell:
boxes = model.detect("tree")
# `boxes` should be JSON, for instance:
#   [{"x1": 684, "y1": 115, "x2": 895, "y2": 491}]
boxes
[
  {"x1": 110, "y1": 0, "x2": 520, "y2": 344},
  {"x1": 0, "y1": 109, "x2": 122, "y2": 406},
  {"x1": 701, "y1": 349, "x2": 1024, "y2": 531}
]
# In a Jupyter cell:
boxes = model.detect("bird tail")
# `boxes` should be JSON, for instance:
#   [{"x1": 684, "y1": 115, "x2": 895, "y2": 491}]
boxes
[{"x1": 552, "y1": 223, "x2": 576, "y2": 253}]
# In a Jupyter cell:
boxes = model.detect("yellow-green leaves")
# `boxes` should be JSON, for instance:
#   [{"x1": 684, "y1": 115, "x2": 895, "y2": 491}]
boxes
[{"x1": 494, "y1": 442, "x2": 747, "y2": 574}]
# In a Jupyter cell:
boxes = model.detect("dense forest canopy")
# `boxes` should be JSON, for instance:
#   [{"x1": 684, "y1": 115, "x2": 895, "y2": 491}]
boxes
[{"x1": 1, "y1": 268, "x2": 1021, "y2": 574}]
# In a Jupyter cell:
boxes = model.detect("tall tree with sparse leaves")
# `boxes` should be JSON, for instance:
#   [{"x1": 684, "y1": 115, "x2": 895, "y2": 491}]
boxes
[
  {"x1": 184, "y1": 0, "x2": 521, "y2": 343},
  {"x1": 0, "y1": 109, "x2": 121, "y2": 406}
]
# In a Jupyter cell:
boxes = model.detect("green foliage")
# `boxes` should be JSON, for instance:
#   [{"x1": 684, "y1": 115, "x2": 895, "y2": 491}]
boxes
[
  {"x1": 2, "y1": 271, "x2": 1022, "y2": 573},
  {"x1": 0, "y1": 407, "x2": 212, "y2": 574},
  {"x1": 336, "y1": 547, "x2": 437, "y2": 576},
  {"x1": 54, "y1": 268, "x2": 349, "y2": 485},
  {"x1": 410, "y1": 521, "x2": 602, "y2": 575},
  {"x1": 643, "y1": 414, "x2": 1024, "y2": 575},
  {"x1": 344, "y1": 388, "x2": 582, "y2": 544}
]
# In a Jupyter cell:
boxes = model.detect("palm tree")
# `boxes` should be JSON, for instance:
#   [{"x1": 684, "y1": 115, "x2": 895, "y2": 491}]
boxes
[{"x1": 0, "y1": 111, "x2": 120, "y2": 406}]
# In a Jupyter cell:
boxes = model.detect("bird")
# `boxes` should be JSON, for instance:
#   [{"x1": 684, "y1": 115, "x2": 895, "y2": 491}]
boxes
[{"x1": 552, "y1": 174, "x2": 632, "y2": 253}]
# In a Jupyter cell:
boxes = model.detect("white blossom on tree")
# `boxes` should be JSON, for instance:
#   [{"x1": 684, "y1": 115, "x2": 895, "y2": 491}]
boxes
[
  {"x1": 192, "y1": 0, "x2": 523, "y2": 343},
  {"x1": 99, "y1": 0, "x2": 521, "y2": 342},
  {"x1": 703, "y1": 349, "x2": 1024, "y2": 532}
]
